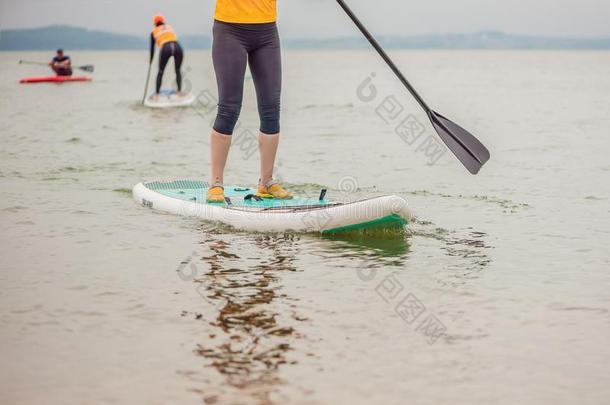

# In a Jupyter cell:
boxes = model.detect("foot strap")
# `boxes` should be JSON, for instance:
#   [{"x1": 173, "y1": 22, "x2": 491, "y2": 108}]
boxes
[
  {"x1": 245, "y1": 194, "x2": 264, "y2": 202},
  {"x1": 319, "y1": 189, "x2": 327, "y2": 201}
]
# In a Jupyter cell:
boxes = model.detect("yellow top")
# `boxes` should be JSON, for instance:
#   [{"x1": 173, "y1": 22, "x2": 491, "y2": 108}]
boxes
[
  {"x1": 215, "y1": 0, "x2": 277, "y2": 24},
  {"x1": 152, "y1": 24, "x2": 178, "y2": 47}
]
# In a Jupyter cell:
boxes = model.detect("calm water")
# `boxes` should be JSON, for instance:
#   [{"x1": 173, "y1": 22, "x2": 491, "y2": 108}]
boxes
[{"x1": 1, "y1": 50, "x2": 609, "y2": 405}]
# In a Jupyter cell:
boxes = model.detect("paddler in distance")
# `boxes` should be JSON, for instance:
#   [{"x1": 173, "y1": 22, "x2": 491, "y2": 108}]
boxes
[
  {"x1": 150, "y1": 14, "x2": 185, "y2": 100},
  {"x1": 49, "y1": 49, "x2": 72, "y2": 76},
  {"x1": 207, "y1": 0, "x2": 292, "y2": 203}
]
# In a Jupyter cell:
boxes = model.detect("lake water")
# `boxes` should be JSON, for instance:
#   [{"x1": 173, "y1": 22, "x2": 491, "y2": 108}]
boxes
[{"x1": 1, "y1": 50, "x2": 609, "y2": 405}]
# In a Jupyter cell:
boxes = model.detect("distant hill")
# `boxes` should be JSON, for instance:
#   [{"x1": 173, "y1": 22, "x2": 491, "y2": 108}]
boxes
[
  {"x1": 0, "y1": 26, "x2": 210, "y2": 50},
  {"x1": 0, "y1": 26, "x2": 146, "y2": 50},
  {"x1": 287, "y1": 31, "x2": 610, "y2": 50},
  {"x1": 1, "y1": 25, "x2": 609, "y2": 50}
]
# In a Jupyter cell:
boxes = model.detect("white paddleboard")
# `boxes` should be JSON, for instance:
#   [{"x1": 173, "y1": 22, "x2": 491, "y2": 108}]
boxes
[
  {"x1": 144, "y1": 89, "x2": 196, "y2": 109},
  {"x1": 132, "y1": 180, "x2": 412, "y2": 234}
]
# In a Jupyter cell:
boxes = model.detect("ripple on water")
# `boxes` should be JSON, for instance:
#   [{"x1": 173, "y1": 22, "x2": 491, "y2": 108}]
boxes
[
  {"x1": 3, "y1": 205, "x2": 29, "y2": 213},
  {"x1": 113, "y1": 188, "x2": 133, "y2": 196},
  {"x1": 404, "y1": 189, "x2": 531, "y2": 212},
  {"x1": 550, "y1": 304, "x2": 609, "y2": 315},
  {"x1": 584, "y1": 195, "x2": 607, "y2": 201},
  {"x1": 408, "y1": 218, "x2": 493, "y2": 286}
]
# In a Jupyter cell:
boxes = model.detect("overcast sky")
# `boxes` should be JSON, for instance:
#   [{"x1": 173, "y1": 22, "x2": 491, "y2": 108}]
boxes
[{"x1": 1, "y1": 0, "x2": 610, "y2": 38}]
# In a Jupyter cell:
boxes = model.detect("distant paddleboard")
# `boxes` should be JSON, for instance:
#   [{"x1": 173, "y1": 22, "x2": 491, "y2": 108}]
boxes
[
  {"x1": 19, "y1": 75, "x2": 91, "y2": 84},
  {"x1": 144, "y1": 89, "x2": 196, "y2": 108},
  {"x1": 133, "y1": 179, "x2": 411, "y2": 234}
]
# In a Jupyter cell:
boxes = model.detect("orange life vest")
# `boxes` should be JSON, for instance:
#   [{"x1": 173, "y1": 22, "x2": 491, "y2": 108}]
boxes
[
  {"x1": 214, "y1": 0, "x2": 277, "y2": 24},
  {"x1": 152, "y1": 24, "x2": 178, "y2": 47}
]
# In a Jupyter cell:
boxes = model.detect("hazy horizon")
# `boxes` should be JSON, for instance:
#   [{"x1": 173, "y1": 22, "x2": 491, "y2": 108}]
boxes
[{"x1": 1, "y1": 0, "x2": 610, "y2": 39}]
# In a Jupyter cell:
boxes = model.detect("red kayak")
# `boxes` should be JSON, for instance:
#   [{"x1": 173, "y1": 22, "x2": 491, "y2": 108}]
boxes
[{"x1": 19, "y1": 75, "x2": 92, "y2": 84}]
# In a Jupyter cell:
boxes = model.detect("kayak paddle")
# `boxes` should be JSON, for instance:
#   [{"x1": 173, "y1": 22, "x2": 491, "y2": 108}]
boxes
[
  {"x1": 335, "y1": 0, "x2": 490, "y2": 174},
  {"x1": 19, "y1": 60, "x2": 95, "y2": 73}
]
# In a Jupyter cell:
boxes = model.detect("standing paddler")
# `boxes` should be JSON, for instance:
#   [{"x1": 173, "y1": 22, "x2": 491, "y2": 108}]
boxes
[
  {"x1": 206, "y1": 0, "x2": 292, "y2": 202},
  {"x1": 149, "y1": 14, "x2": 185, "y2": 100}
]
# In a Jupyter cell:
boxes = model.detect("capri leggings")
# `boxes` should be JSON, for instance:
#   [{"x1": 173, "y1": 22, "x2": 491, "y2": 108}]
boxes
[
  {"x1": 212, "y1": 20, "x2": 282, "y2": 135},
  {"x1": 157, "y1": 41, "x2": 183, "y2": 93}
]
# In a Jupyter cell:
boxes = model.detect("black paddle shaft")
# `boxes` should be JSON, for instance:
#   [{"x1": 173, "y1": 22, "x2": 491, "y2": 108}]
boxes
[
  {"x1": 142, "y1": 54, "x2": 154, "y2": 105},
  {"x1": 335, "y1": 0, "x2": 491, "y2": 174},
  {"x1": 19, "y1": 60, "x2": 95, "y2": 73},
  {"x1": 335, "y1": 0, "x2": 431, "y2": 112}
]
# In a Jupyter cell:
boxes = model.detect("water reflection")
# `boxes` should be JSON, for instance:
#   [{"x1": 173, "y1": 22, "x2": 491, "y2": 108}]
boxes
[
  {"x1": 183, "y1": 221, "x2": 490, "y2": 403},
  {"x1": 321, "y1": 229, "x2": 411, "y2": 257},
  {"x1": 185, "y1": 227, "x2": 412, "y2": 403},
  {"x1": 192, "y1": 231, "x2": 301, "y2": 404}
]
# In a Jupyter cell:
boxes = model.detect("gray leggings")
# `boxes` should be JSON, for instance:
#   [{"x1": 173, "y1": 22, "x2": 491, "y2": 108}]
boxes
[{"x1": 212, "y1": 20, "x2": 282, "y2": 135}]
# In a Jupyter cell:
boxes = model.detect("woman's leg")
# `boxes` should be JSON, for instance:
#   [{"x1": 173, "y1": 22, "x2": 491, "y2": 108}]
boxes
[
  {"x1": 210, "y1": 22, "x2": 248, "y2": 187},
  {"x1": 258, "y1": 133, "x2": 279, "y2": 185},
  {"x1": 173, "y1": 43, "x2": 184, "y2": 92},
  {"x1": 249, "y1": 26, "x2": 282, "y2": 186},
  {"x1": 156, "y1": 44, "x2": 171, "y2": 94},
  {"x1": 209, "y1": 130, "x2": 232, "y2": 186}
]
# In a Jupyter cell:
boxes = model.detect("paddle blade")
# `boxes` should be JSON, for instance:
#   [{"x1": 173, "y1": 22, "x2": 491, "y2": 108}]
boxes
[
  {"x1": 79, "y1": 65, "x2": 95, "y2": 73},
  {"x1": 428, "y1": 111, "x2": 490, "y2": 174}
]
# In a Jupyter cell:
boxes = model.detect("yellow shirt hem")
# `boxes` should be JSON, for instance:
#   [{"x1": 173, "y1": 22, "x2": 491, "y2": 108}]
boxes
[{"x1": 214, "y1": 15, "x2": 276, "y2": 24}]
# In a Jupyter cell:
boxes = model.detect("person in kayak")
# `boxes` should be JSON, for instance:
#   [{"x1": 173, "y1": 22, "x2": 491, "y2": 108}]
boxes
[
  {"x1": 49, "y1": 49, "x2": 72, "y2": 76},
  {"x1": 207, "y1": 0, "x2": 292, "y2": 203},
  {"x1": 150, "y1": 14, "x2": 185, "y2": 100}
]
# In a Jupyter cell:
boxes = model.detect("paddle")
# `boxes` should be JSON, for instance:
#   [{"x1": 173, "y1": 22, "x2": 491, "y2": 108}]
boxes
[
  {"x1": 335, "y1": 0, "x2": 490, "y2": 174},
  {"x1": 19, "y1": 60, "x2": 95, "y2": 73},
  {"x1": 142, "y1": 54, "x2": 154, "y2": 105}
]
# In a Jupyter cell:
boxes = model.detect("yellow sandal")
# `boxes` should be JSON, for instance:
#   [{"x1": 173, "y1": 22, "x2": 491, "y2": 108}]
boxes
[
  {"x1": 206, "y1": 185, "x2": 225, "y2": 203},
  {"x1": 256, "y1": 181, "x2": 293, "y2": 199}
]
